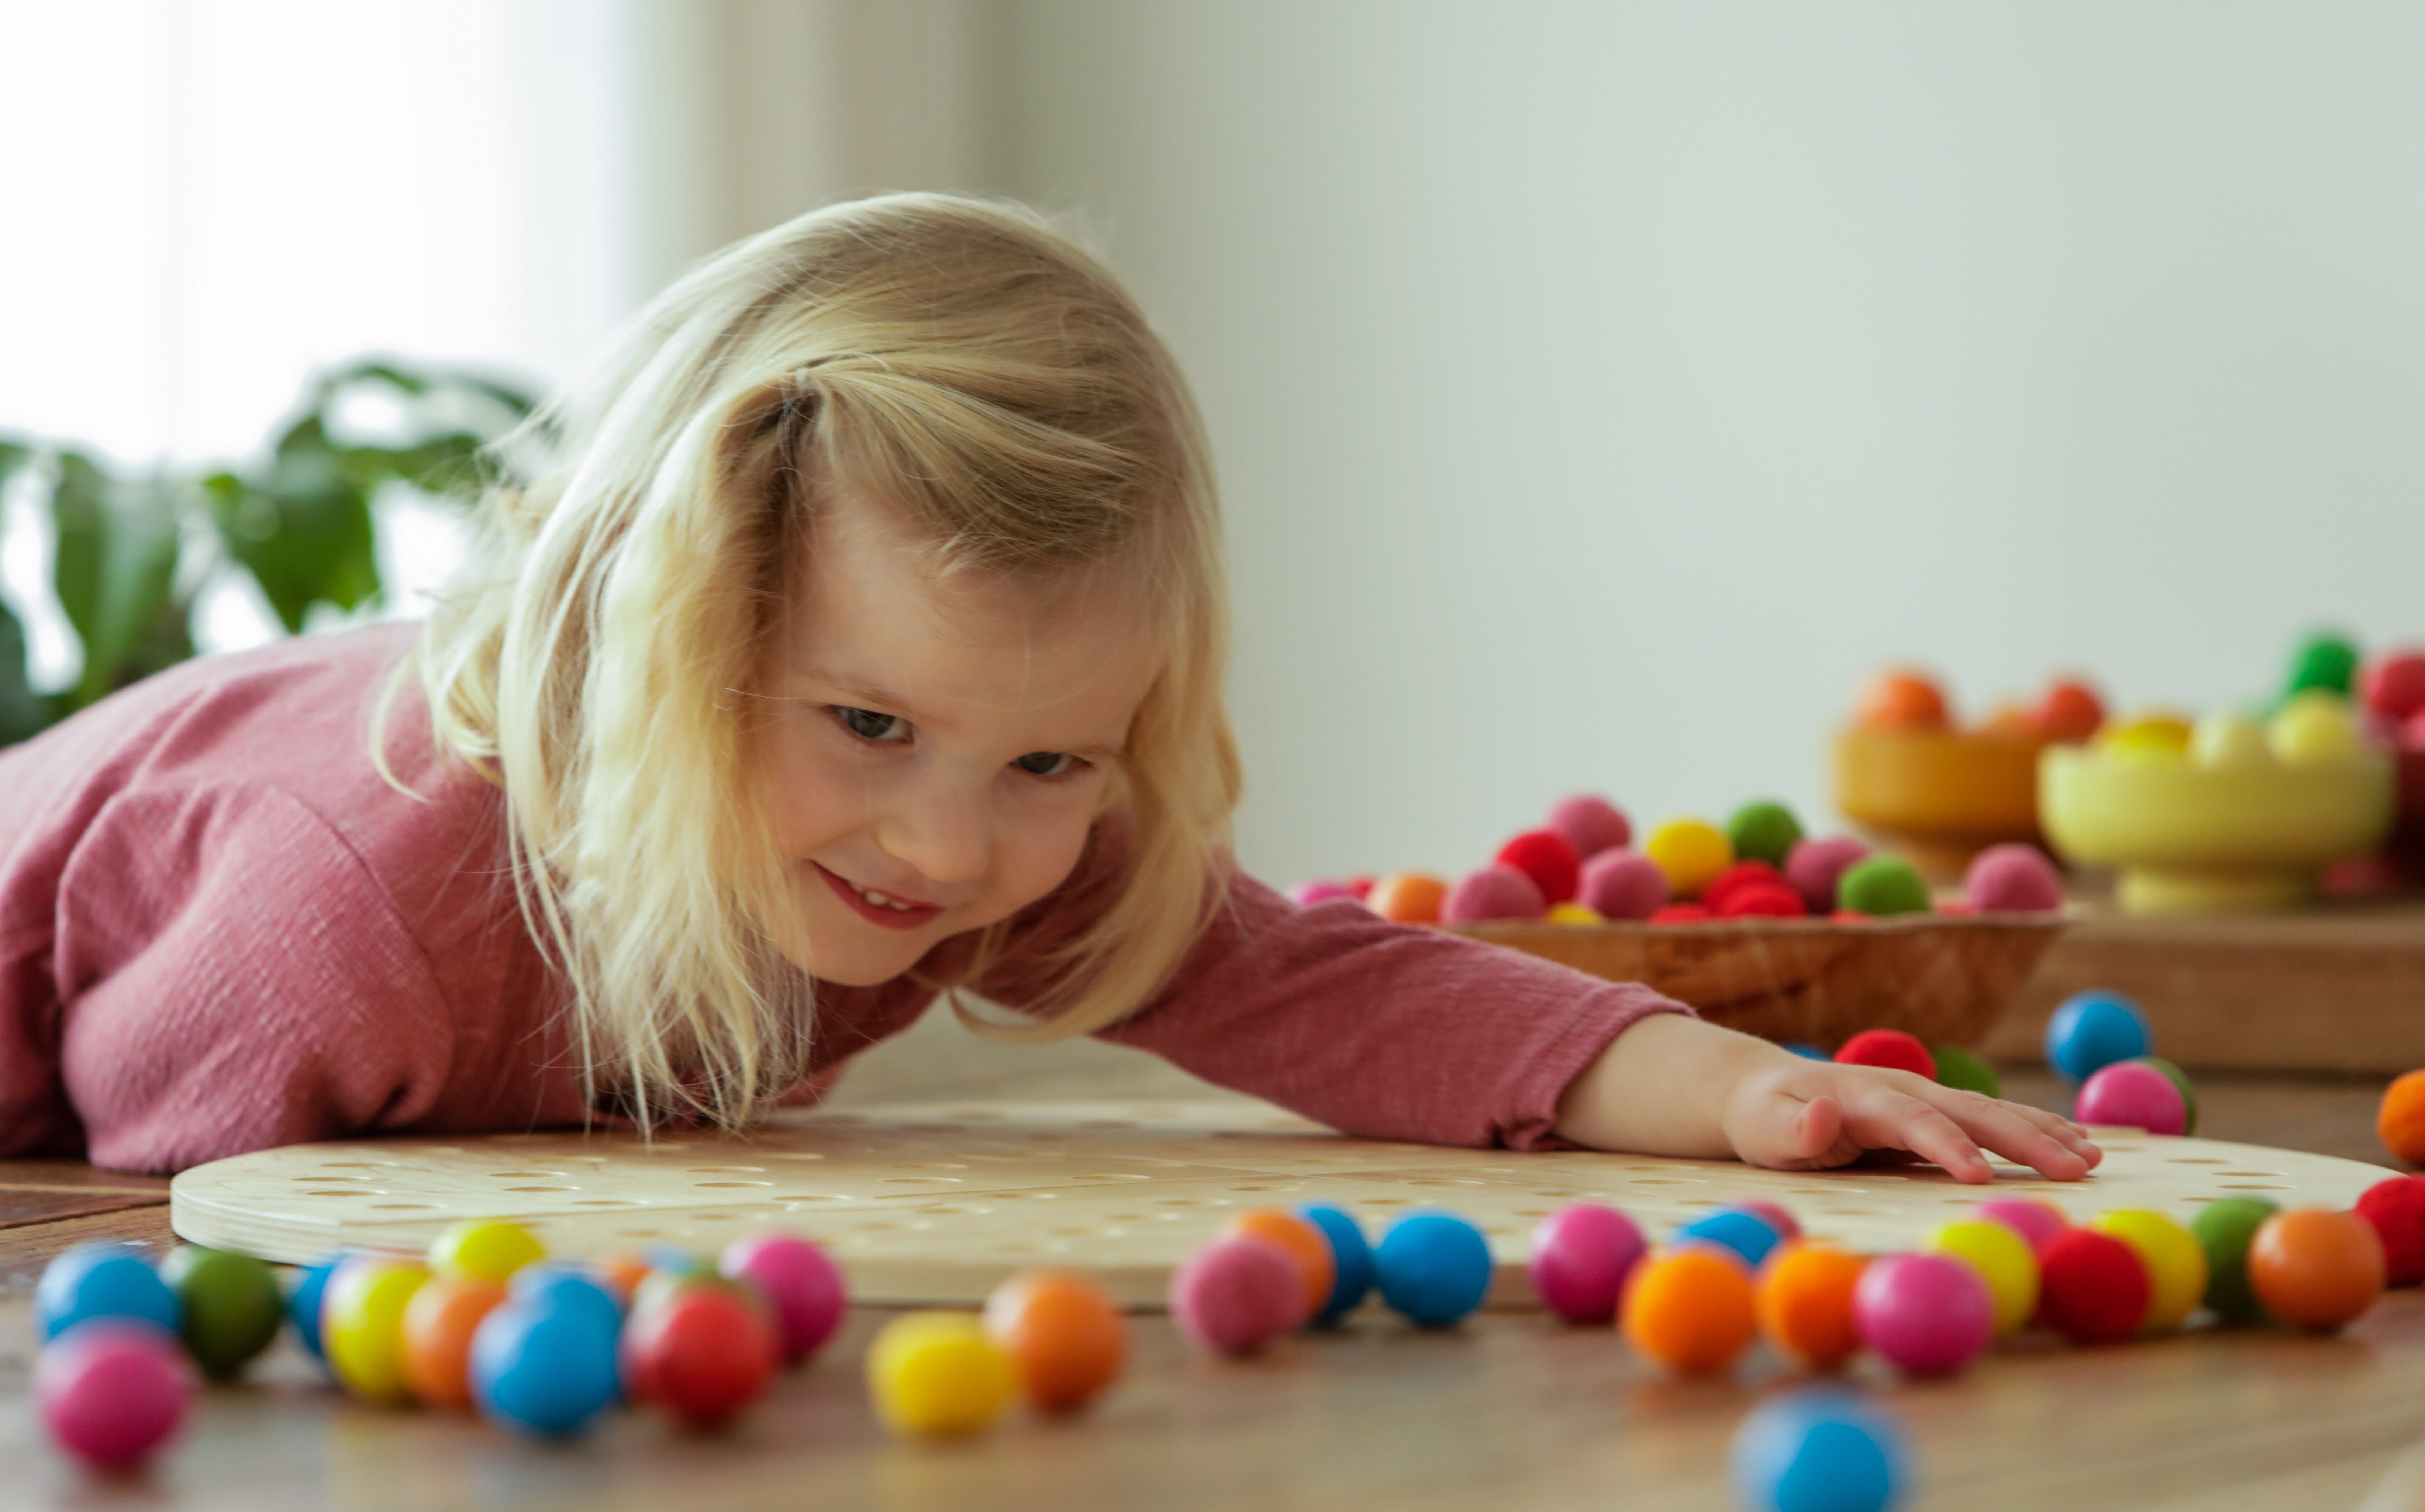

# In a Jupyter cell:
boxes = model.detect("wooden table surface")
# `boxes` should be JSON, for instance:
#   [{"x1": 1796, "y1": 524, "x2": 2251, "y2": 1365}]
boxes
[{"x1": 4, "y1": 1016, "x2": 2424, "y2": 1511}]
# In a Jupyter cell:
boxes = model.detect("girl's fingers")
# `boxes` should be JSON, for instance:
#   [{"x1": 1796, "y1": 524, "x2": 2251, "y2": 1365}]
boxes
[{"x1": 1838, "y1": 1094, "x2": 1999, "y2": 1184}]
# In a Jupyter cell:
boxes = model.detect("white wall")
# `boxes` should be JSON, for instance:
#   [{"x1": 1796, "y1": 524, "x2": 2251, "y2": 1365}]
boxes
[{"x1": 993, "y1": 2, "x2": 2425, "y2": 890}]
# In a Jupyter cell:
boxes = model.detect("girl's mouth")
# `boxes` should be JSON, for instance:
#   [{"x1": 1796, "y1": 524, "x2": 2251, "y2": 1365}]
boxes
[{"x1": 814, "y1": 863, "x2": 945, "y2": 930}]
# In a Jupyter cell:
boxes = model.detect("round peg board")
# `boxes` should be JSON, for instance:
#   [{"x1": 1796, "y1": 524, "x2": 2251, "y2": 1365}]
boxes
[{"x1": 168, "y1": 1099, "x2": 2391, "y2": 1309}]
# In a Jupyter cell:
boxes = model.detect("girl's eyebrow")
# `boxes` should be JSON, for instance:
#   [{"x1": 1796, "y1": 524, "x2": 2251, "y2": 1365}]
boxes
[{"x1": 791, "y1": 666, "x2": 929, "y2": 724}]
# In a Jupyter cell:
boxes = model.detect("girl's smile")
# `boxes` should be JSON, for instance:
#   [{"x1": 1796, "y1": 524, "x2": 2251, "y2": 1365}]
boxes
[{"x1": 759, "y1": 496, "x2": 1163, "y2": 986}]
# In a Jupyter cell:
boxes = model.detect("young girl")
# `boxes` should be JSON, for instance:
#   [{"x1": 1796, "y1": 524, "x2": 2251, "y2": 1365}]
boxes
[{"x1": 0, "y1": 193, "x2": 2098, "y2": 1184}]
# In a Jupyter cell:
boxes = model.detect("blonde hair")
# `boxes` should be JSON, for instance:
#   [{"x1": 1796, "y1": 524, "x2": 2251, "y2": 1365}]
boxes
[{"x1": 401, "y1": 193, "x2": 1240, "y2": 1129}]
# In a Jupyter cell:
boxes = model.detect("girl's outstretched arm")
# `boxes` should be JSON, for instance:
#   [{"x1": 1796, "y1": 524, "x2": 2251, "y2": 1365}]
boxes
[{"x1": 1553, "y1": 1013, "x2": 2103, "y2": 1184}]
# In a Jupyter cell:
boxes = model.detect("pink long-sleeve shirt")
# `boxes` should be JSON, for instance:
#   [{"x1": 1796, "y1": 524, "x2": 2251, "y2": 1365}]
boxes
[{"x1": 0, "y1": 625, "x2": 1688, "y2": 1173}]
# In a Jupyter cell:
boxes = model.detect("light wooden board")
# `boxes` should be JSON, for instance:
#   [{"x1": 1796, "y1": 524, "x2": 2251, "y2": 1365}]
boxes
[{"x1": 170, "y1": 1100, "x2": 2389, "y2": 1309}]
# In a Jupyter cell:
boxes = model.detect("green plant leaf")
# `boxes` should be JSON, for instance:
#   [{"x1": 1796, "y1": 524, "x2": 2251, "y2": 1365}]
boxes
[
  {"x1": 68, "y1": 471, "x2": 186, "y2": 709},
  {"x1": 49, "y1": 451, "x2": 108, "y2": 666},
  {"x1": 208, "y1": 416, "x2": 378, "y2": 634},
  {"x1": 0, "y1": 595, "x2": 45, "y2": 745}
]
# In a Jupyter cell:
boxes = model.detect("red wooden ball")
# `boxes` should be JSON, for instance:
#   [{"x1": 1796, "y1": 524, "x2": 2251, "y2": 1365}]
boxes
[
  {"x1": 1834, "y1": 1030, "x2": 1936, "y2": 1081},
  {"x1": 1702, "y1": 861, "x2": 1787, "y2": 916},
  {"x1": 1495, "y1": 830, "x2": 1582, "y2": 906},
  {"x1": 2034, "y1": 1228, "x2": 2150, "y2": 1345},
  {"x1": 2356, "y1": 1176, "x2": 2425, "y2": 1287},
  {"x1": 1717, "y1": 882, "x2": 1808, "y2": 920},
  {"x1": 1649, "y1": 903, "x2": 1713, "y2": 925},
  {"x1": 620, "y1": 1287, "x2": 777, "y2": 1430}
]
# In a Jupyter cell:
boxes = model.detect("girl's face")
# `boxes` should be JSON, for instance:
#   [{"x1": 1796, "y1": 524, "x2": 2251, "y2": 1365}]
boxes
[{"x1": 759, "y1": 498, "x2": 1162, "y2": 986}]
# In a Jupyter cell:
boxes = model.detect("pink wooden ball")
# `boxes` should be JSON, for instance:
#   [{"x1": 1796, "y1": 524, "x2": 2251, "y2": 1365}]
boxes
[
  {"x1": 1970, "y1": 1199, "x2": 2069, "y2": 1256},
  {"x1": 1852, "y1": 1252, "x2": 1995, "y2": 1376},
  {"x1": 37, "y1": 1319, "x2": 194, "y2": 1470},
  {"x1": 719, "y1": 1233, "x2": 846, "y2": 1364},
  {"x1": 1546, "y1": 795, "x2": 1631, "y2": 860},
  {"x1": 2075, "y1": 1061, "x2": 2187, "y2": 1135},
  {"x1": 1528, "y1": 1204, "x2": 1645, "y2": 1324},
  {"x1": 1169, "y1": 1239, "x2": 1302, "y2": 1356},
  {"x1": 1442, "y1": 865, "x2": 1549, "y2": 924},
  {"x1": 1578, "y1": 850, "x2": 1668, "y2": 921}
]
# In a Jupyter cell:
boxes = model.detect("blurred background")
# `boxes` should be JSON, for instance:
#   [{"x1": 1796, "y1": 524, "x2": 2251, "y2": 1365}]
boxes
[{"x1": 4, "y1": 0, "x2": 2422, "y2": 890}]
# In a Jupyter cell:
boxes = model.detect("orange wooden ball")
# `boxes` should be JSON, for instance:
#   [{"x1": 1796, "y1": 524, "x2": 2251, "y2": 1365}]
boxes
[
  {"x1": 1367, "y1": 872, "x2": 1448, "y2": 924},
  {"x1": 2380, "y1": 1072, "x2": 2425, "y2": 1166},
  {"x1": 1856, "y1": 671, "x2": 1950, "y2": 731},
  {"x1": 982, "y1": 1270, "x2": 1128, "y2": 1413},
  {"x1": 399, "y1": 1276, "x2": 507, "y2": 1411},
  {"x1": 1754, "y1": 1243, "x2": 1869, "y2": 1371},
  {"x1": 2248, "y1": 1209, "x2": 2385, "y2": 1333},
  {"x1": 591, "y1": 1254, "x2": 653, "y2": 1306},
  {"x1": 1621, "y1": 1247, "x2": 1756, "y2": 1374},
  {"x1": 1218, "y1": 1210, "x2": 1335, "y2": 1324},
  {"x1": 2037, "y1": 679, "x2": 2106, "y2": 743}
]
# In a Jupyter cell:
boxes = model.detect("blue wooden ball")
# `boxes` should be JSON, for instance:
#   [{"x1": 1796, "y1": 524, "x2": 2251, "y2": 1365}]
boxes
[
  {"x1": 1296, "y1": 1203, "x2": 1376, "y2": 1325},
  {"x1": 2045, "y1": 990, "x2": 2151, "y2": 1084},
  {"x1": 470, "y1": 1302, "x2": 622, "y2": 1437},
  {"x1": 1376, "y1": 1212, "x2": 1492, "y2": 1327},
  {"x1": 508, "y1": 1264, "x2": 626, "y2": 1338},
  {"x1": 1732, "y1": 1388, "x2": 1909, "y2": 1512},
  {"x1": 37, "y1": 1243, "x2": 179, "y2": 1342},
  {"x1": 1676, "y1": 1209, "x2": 1784, "y2": 1270},
  {"x1": 1783, "y1": 1042, "x2": 1831, "y2": 1061},
  {"x1": 286, "y1": 1254, "x2": 342, "y2": 1360}
]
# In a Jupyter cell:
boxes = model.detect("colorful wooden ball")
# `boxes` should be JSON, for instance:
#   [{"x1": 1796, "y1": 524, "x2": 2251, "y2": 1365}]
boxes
[
  {"x1": 1703, "y1": 860, "x2": 1789, "y2": 915},
  {"x1": 1546, "y1": 901, "x2": 1603, "y2": 925},
  {"x1": 2044, "y1": 990, "x2": 2151, "y2": 1084},
  {"x1": 1734, "y1": 1201, "x2": 1802, "y2": 1243},
  {"x1": 2362, "y1": 651, "x2": 2425, "y2": 721},
  {"x1": 324, "y1": 1258, "x2": 432, "y2": 1404},
  {"x1": 1442, "y1": 864, "x2": 1549, "y2": 924},
  {"x1": 1675, "y1": 1210, "x2": 1784, "y2": 1271},
  {"x1": 2135, "y1": 1057, "x2": 2200, "y2": 1135},
  {"x1": 1732, "y1": 1387, "x2": 1908, "y2": 1512},
  {"x1": 1852, "y1": 1252, "x2": 1994, "y2": 1376},
  {"x1": 1170, "y1": 1238, "x2": 1301, "y2": 1355},
  {"x1": 1577, "y1": 850, "x2": 1669, "y2": 920},
  {"x1": 982, "y1": 1270, "x2": 1128, "y2": 1412},
  {"x1": 287, "y1": 1255, "x2": 341, "y2": 1361},
  {"x1": 1719, "y1": 882, "x2": 1810, "y2": 919},
  {"x1": 1286, "y1": 879, "x2": 1357, "y2": 906},
  {"x1": 35, "y1": 1319, "x2": 195, "y2": 1471},
  {"x1": 36, "y1": 1243, "x2": 179, "y2": 1343},
  {"x1": 1367, "y1": 871, "x2": 1449, "y2": 924},
  {"x1": 1376, "y1": 1212, "x2": 1493, "y2": 1328},
  {"x1": 156, "y1": 1245, "x2": 282, "y2": 1380},
  {"x1": 1754, "y1": 1243, "x2": 1868, "y2": 1371},
  {"x1": 2074, "y1": 1062, "x2": 2187, "y2": 1135},
  {"x1": 2355, "y1": 1176, "x2": 2425, "y2": 1287},
  {"x1": 1546, "y1": 793, "x2": 1631, "y2": 859},
  {"x1": 1528, "y1": 1203, "x2": 1645, "y2": 1324},
  {"x1": 2088, "y1": 1211, "x2": 2207, "y2": 1333},
  {"x1": 1835, "y1": 857, "x2": 1932, "y2": 917},
  {"x1": 720, "y1": 1233, "x2": 846, "y2": 1363},
  {"x1": 866, "y1": 1312, "x2": 1016, "y2": 1436},
  {"x1": 1621, "y1": 1246, "x2": 1756, "y2": 1374},
  {"x1": 470, "y1": 1300, "x2": 623, "y2": 1437},
  {"x1": 1219, "y1": 1209, "x2": 1336, "y2": 1325},
  {"x1": 1969, "y1": 1199, "x2": 2069, "y2": 1256},
  {"x1": 1856, "y1": 670, "x2": 1950, "y2": 730},
  {"x1": 1650, "y1": 902, "x2": 1714, "y2": 925},
  {"x1": 1494, "y1": 829, "x2": 1582, "y2": 905},
  {"x1": 400, "y1": 1276, "x2": 508, "y2": 1411},
  {"x1": 622, "y1": 1284, "x2": 777, "y2": 1430},
  {"x1": 2101, "y1": 712, "x2": 2193, "y2": 760},
  {"x1": 1783, "y1": 1043, "x2": 1832, "y2": 1061},
  {"x1": 588, "y1": 1253, "x2": 653, "y2": 1307},
  {"x1": 2034, "y1": 1229, "x2": 2150, "y2": 1345},
  {"x1": 2270, "y1": 690, "x2": 2363, "y2": 764},
  {"x1": 2248, "y1": 1208, "x2": 2386, "y2": 1333},
  {"x1": 2190, "y1": 1196, "x2": 2280, "y2": 1325},
  {"x1": 2036, "y1": 679, "x2": 2107, "y2": 743},
  {"x1": 1784, "y1": 836, "x2": 1870, "y2": 913},
  {"x1": 1296, "y1": 1203, "x2": 1376, "y2": 1325},
  {"x1": 1963, "y1": 843, "x2": 2065, "y2": 913},
  {"x1": 1643, "y1": 819, "x2": 1734, "y2": 900},
  {"x1": 2286, "y1": 632, "x2": 2361, "y2": 697},
  {"x1": 1932, "y1": 1047, "x2": 2002, "y2": 1098},
  {"x1": 1923, "y1": 1220, "x2": 2039, "y2": 1337},
  {"x1": 1835, "y1": 1029, "x2": 1935, "y2": 1081},
  {"x1": 507, "y1": 1263, "x2": 626, "y2": 1339},
  {"x1": 1726, "y1": 801, "x2": 1806, "y2": 868},
  {"x1": 428, "y1": 1220, "x2": 544, "y2": 1285},
  {"x1": 2379, "y1": 1070, "x2": 2425, "y2": 1166}
]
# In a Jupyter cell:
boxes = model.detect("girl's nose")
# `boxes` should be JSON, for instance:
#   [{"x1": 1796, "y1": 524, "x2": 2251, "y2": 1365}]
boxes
[{"x1": 875, "y1": 775, "x2": 989, "y2": 886}]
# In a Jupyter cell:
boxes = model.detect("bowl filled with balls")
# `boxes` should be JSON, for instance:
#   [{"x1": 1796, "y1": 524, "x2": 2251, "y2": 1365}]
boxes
[
  {"x1": 1295, "y1": 794, "x2": 2071, "y2": 1057},
  {"x1": 1829, "y1": 668, "x2": 2106, "y2": 883},
  {"x1": 2040, "y1": 634, "x2": 2401, "y2": 916}
]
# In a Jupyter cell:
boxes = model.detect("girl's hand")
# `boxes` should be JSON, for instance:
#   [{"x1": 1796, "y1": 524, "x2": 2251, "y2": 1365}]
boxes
[
  {"x1": 1722, "y1": 1056, "x2": 2101, "y2": 1184},
  {"x1": 1554, "y1": 1011, "x2": 2103, "y2": 1183}
]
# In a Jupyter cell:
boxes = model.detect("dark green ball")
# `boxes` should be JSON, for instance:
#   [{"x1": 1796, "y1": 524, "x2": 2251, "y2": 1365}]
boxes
[
  {"x1": 159, "y1": 1244, "x2": 283, "y2": 1379},
  {"x1": 2286, "y1": 632, "x2": 2360, "y2": 699},
  {"x1": 1725, "y1": 801, "x2": 1805, "y2": 868},
  {"x1": 2191, "y1": 1196, "x2": 2280, "y2": 1325},
  {"x1": 2135, "y1": 1056, "x2": 2198, "y2": 1135},
  {"x1": 1836, "y1": 855, "x2": 1932, "y2": 917},
  {"x1": 1934, "y1": 1046, "x2": 2002, "y2": 1098}
]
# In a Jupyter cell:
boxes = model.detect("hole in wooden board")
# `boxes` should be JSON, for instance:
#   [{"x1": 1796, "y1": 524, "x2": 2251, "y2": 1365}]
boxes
[
  {"x1": 686, "y1": 1166, "x2": 766, "y2": 1174},
  {"x1": 2220, "y1": 1184, "x2": 2287, "y2": 1191},
  {"x1": 369, "y1": 1203, "x2": 436, "y2": 1210},
  {"x1": 695, "y1": 1181, "x2": 774, "y2": 1189},
  {"x1": 619, "y1": 1229, "x2": 667, "y2": 1238},
  {"x1": 303, "y1": 1190, "x2": 369, "y2": 1198},
  {"x1": 1513, "y1": 1209, "x2": 1550, "y2": 1218},
  {"x1": 770, "y1": 1152, "x2": 826, "y2": 1161},
  {"x1": 295, "y1": 1175, "x2": 367, "y2": 1182},
  {"x1": 1365, "y1": 1198, "x2": 1408, "y2": 1206},
  {"x1": 570, "y1": 1200, "x2": 639, "y2": 1207},
  {"x1": 879, "y1": 1177, "x2": 960, "y2": 1186},
  {"x1": 2169, "y1": 1158, "x2": 2228, "y2": 1165},
  {"x1": 319, "y1": 1162, "x2": 386, "y2": 1169},
  {"x1": 2181, "y1": 1195, "x2": 2217, "y2": 1203},
  {"x1": 490, "y1": 1171, "x2": 564, "y2": 1179},
  {"x1": 2219, "y1": 1172, "x2": 2286, "y2": 1179},
  {"x1": 1079, "y1": 1120, "x2": 1141, "y2": 1130},
  {"x1": 502, "y1": 1186, "x2": 577, "y2": 1193}
]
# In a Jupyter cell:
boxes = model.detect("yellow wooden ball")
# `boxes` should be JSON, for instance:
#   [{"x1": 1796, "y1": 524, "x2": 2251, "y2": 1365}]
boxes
[
  {"x1": 2099, "y1": 713, "x2": 2193, "y2": 761},
  {"x1": 1642, "y1": 819, "x2": 1733, "y2": 900},
  {"x1": 1546, "y1": 902, "x2": 1603, "y2": 926},
  {"x1": 867, "y1": 1312, "x2": 1017, "y2": 1436},
  {"x1": 1923, "y1": 1219, "x2": 2039, "y2": 1337},
  {"x1": 2091, "y1": 1210, "x2": 2208, "y2": 1332},
  {"x1": 324, "y1": 1259, "x2": 432, "y2": 1404},
  {"x1": 2267, "y1": 691, "x2": 2363, "y2": 765},
  {"x1": 427, "y1": 1220, "x2": 545, "y2": 1284}
]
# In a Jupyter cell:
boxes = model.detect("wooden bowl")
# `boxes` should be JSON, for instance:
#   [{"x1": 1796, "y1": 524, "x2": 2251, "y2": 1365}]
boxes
[
  {"x1": 1832, "y1": 726, "x2": 2046, "y2": 880},
  {"x1": 2040, "y1": 744, "x2": 2394, "y2": 915},
  {"x1": 1446, "y1": 913, "x2": 2069, "y2": 1050}
]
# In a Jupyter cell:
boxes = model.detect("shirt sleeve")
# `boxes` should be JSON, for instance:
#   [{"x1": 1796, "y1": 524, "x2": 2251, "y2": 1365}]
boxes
[
  {"x1": 49, "y1": 784, "x2": 458, "y2": 1173},
  {"x1": 1085, "y1": 871, "x2": 1695, "y2": 1150}
]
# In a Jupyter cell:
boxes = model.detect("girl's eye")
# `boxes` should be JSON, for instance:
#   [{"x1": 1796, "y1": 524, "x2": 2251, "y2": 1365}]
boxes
[
  {"x1": 834, "y1": 706, "x2": 910, "y2": 743},
  {"x1": 1013, "y1": 750, "x2": 1080, "y2": 778}
]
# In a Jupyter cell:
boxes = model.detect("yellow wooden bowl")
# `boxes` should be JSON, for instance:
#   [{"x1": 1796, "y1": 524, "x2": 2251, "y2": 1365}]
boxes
[
  {"x1": 2039, "y1": 744, "x2": 2395, "y2": 914},
  {"x1": 1832, "y1": 726, "x2": 2045, "y2": 880},
  {"x1": 1446, "y1": 913, "x2": 2067, "y2": 1050}
]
